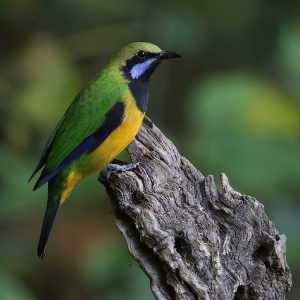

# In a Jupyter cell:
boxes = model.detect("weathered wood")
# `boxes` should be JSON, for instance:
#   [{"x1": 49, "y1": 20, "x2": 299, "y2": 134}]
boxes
[{"x1": 99, "y1": 117, "x2": 292, "y2": 300}]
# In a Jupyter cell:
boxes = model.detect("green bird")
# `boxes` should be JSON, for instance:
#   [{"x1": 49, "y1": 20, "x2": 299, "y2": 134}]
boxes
[{"x1": 29, "y1": 42, "x2": 181, "y2": 258}]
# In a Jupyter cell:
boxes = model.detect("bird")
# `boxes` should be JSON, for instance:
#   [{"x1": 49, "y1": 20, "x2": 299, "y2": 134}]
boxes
[{"x1": 29, "y1": 42, "x2": 181, "y2": 258}]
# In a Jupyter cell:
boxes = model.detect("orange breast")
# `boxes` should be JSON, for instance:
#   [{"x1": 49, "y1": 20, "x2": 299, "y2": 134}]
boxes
[{"x1": 89, "y1": 92, "x2": 145, "y2": 170}]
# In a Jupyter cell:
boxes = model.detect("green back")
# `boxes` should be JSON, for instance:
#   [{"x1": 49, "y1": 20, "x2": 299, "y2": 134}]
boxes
[{"x1": 44, "y1": 60, "x2": 127, "y2": 172}]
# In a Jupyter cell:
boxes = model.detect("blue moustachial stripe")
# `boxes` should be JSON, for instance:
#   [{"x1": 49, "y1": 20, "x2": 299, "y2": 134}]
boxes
[{"x1": 130, "y1": 58, "x2": 156, "y2": 79}]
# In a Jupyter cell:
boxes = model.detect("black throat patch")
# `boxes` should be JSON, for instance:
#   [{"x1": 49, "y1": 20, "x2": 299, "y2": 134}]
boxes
[
  {"x1": 122, "y1": 52, "x2": 160, "y2": 112},
  {"x1": 128, "y1": 79, "x2": 149, "y2": 112}
]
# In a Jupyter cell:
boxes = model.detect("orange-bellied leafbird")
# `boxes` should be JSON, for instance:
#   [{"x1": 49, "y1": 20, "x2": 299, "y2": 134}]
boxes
[{"x1": 29, "y1": 42, "x2": 181, "y2": 258}]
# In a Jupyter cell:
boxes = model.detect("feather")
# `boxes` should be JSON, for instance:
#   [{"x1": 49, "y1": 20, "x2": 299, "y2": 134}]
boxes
[
  {"x1": 33, "y1": 102, "x2": 125, "y2": 190},
  {"x1": 37, "y1": 195, "x2": 60, "y2": 258}
]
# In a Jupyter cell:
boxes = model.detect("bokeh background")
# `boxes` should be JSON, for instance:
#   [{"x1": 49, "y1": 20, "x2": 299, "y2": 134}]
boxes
[{"x1": 1, "y1": 0, "x2": 299, "y2": 299}]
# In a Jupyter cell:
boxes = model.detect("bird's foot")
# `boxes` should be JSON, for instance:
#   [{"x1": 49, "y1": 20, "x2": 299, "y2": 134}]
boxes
[
  {"x1": 99, "y1": 160, "x2": 140, "y2": 183},
  {"x1": 106, "y1": 161, "x2": 140, "y2": 172}
]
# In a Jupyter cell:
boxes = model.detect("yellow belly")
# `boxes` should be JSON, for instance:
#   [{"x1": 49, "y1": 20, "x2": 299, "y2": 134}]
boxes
[
  {"x1": 60, "y1": 171, "x2": 82, "y2": 204},
  {"x1": 90, "y1": 92, "x2": 144, "y2": 170}
]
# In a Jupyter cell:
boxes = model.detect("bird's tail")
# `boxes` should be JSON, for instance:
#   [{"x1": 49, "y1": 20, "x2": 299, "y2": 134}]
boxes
[{"x1": 37, "y1": 193, "x2": 60, "y2": 258}]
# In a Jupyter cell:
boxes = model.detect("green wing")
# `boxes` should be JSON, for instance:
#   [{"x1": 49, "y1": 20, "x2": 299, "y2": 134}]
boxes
[{"x1": 30, "y1": 71, "x2": 127, "y2": 189}]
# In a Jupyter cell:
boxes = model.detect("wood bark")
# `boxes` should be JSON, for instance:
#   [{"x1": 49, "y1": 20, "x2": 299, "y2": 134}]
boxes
[{"x1": 99, "y1": 117, "x2": 292, "y2": 300}]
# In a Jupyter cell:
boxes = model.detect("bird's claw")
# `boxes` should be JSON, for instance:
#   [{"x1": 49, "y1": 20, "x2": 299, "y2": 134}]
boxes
[{"x1": 106, "y1": 162, "x2": 140, "y2": 172}]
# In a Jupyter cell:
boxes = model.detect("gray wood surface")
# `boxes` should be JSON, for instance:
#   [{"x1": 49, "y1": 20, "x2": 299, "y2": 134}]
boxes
[{"x1": 99, "y1": 117, "x2": 292, "y2": 300}]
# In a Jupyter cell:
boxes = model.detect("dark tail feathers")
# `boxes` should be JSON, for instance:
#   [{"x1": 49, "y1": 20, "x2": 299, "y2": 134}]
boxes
[{"x1": 37, "y1": 195, "x2": 60, "y2": 258}]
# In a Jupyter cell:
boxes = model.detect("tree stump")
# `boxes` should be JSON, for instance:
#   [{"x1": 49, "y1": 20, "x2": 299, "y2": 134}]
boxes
[{"x1": 99, "y1": 117, "x2": 292, "y2": 300}]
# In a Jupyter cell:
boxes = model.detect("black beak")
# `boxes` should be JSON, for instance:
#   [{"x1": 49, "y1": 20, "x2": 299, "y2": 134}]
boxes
[{"x1": 159, "y1": 51, "x2": 182, "y2": 60}]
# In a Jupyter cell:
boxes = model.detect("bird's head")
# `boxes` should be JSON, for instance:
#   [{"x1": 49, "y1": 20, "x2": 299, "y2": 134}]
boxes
[{"x1": 117, "y1": 42, "x2": 181, "y2": 82}]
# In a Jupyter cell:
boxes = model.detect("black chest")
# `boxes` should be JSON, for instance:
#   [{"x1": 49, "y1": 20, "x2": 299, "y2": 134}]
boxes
[{"x1": 128, "y1": 79, "x2": 149, "y2": 112}]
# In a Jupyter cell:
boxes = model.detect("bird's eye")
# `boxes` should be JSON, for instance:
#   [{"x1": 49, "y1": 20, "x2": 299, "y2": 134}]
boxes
[{"x1": 137, "y1": 50, "x2": 146, "y2": 58}]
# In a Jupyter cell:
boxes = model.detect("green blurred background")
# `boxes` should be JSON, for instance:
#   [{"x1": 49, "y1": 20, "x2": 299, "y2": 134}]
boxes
[{"x1": 1, "y1": 0, "x2": 299, "y2": 299}]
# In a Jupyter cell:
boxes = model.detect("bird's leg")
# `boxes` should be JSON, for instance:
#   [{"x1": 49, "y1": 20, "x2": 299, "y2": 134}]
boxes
[{"x1": 106, "y1": 159, "x2": 140, "y2": 172}]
